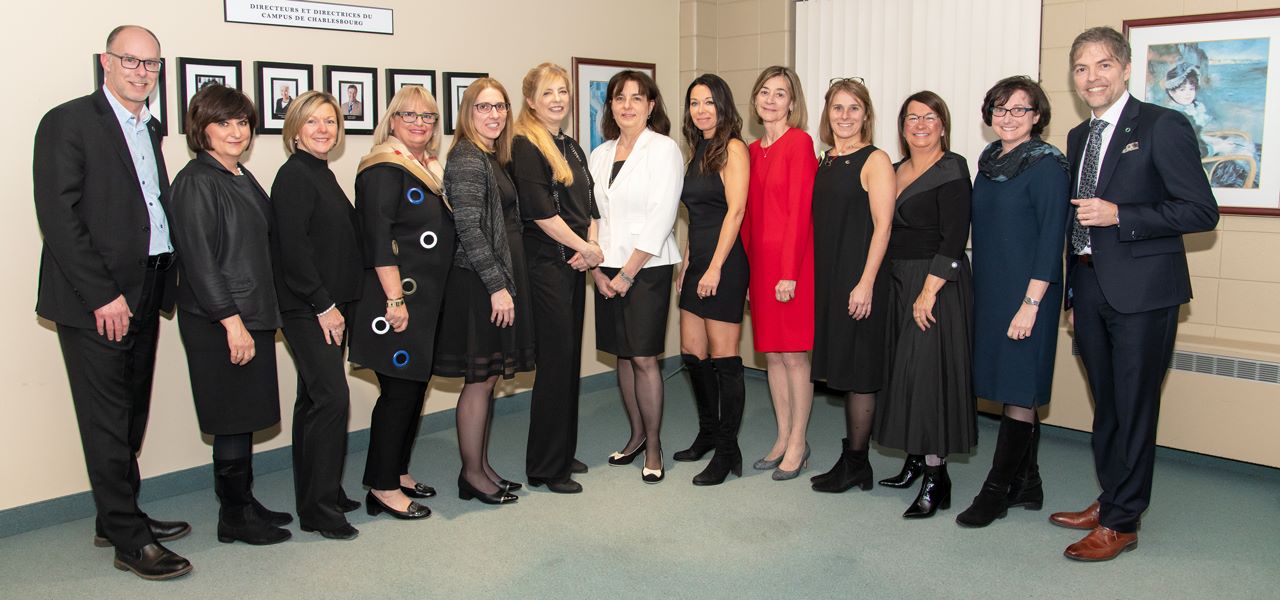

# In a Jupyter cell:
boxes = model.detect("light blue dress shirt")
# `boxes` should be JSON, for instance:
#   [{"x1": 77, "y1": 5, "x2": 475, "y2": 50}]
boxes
[{"x1": 103, "y1": 86, "x2": 172, "y2": 255}]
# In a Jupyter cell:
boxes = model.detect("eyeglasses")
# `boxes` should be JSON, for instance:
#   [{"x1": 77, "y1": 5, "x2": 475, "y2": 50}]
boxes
[
  {"x1": 991, "y1": 106, "x2": 1036, "y2": 117},
  {"x1": 394, "y1": 111, "x2": 439, "y2": 124},
  {"x1": 105, "y1": 52, "x2": 162, "y2": 73},
  {"x1": 474, "y1": 102, "x2": 510, "y2": 114},
  {"x1": 904, "y1": 113, "x2": 940, "y2": 125},
  {"x1": 829, "y1": 77, "x2": 866, "y2": 86}
]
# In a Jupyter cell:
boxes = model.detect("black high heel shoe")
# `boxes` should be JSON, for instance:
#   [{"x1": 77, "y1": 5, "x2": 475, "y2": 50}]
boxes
[
  {"x1": 400, "y1": 482, "x2": 437, "y2": 498},
  {"x1": 365, "y1": 491, "x2": 431, "y2": 520},
  {"x1": 878, "y1": 454, "x2": 925, "y2": 488},
  {"x1": 608, "y1": 439, "x2": 646, "y2": 466},
  {"x1": 459, "y1": 476, "x2": 518, "y2": 504},
  {"x1": 903, "y1": 464, "x2": 951, "y2": 519}
]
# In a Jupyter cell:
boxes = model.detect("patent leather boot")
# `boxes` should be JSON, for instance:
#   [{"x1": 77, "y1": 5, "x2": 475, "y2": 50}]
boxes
[
  {"x1": 903, "y1": 464, "x2": 951, "y2": 519},
  {"x1": 878, "y1": 454, "x2": 924, "y2": 488}
]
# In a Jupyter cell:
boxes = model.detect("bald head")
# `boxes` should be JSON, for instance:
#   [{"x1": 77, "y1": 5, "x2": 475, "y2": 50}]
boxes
[{"x1": 105, "y1": 25, "x2": 161, "y2": 54}]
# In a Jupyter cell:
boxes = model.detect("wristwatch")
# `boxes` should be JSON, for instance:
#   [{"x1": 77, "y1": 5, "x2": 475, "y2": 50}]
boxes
[{"x1": 1023, "y1": 296, "x2": 1040, "y2": 306}]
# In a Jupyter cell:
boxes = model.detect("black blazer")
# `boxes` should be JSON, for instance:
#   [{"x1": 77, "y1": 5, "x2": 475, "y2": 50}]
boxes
[
  {"x1": 270, "y1": 151, "x2": 362, "y2": 314},
  {"x1": 169, "y1": 152, "x2": 282, "y2": 330},
  {"x1": 33, "y1": 88, "x2": 176, "y2": 328},
  {"x1": 1065, "y1": 97, "x2": 1218, "y2": 314}
]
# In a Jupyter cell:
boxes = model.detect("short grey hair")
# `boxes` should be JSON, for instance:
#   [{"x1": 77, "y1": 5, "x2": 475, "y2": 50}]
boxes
[{"x1": 1070, "y1": 26, "x2": 1130, "y2": 66}]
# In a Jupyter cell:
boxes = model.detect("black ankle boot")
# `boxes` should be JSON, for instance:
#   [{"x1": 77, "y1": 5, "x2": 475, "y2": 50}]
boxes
[
  {"x1": 675, "y1": 355, "x2": 718, "y2": 462},
  {"x1": 215, "y1": 458, "x2": 291, "y2": 545},
  {"x1": 1005, "y1": 421, "x2": 1043, "y2": 510},
  {"x1": 693, "y1": 357, "x2": 744, "y2": 486},
  {"x1": 810, "y1": 438, "x2": 848, "y2": 486},
  {"x1": 878, "y1": 454, "x2": 924, "y2": 488},
  {"x1": 812, "y1": 446, "x2": 873, "y2": 493},
  {"x1": 957, "y1": 416, "x2": 1035, "y2": 528},
  {"x1": 903, "y1": 464, "x2": 951, "y2": 519}
]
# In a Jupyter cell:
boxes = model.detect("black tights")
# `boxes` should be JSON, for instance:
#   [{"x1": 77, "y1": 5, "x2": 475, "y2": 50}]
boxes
[
  {"x1": 213, "y1": 433, "x2": 253, "y2": 461},
  {"x1": 617, "y1": 356, "x2": 664, "y2": 469},
  {"x1": 457, "y1": 377, "x2": 503, "y2": 494},
  {"x1": 844, "y1": 392, "x2": 875, "y2": 451}
]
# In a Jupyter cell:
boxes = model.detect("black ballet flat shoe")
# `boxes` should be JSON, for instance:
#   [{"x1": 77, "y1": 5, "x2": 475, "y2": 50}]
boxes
[
  {"x1": 113, "y1": 542, "x2": 192, "y2": 581},
  {"x1": 336, "y1": 497, "x2": 362, "y2": 513},
  {"x1": 365, "y1": 491, "x2": 431, "y2": 520},
  {"x1": 400, "y1": 483, "x2": 437, "y2": 499},
  {"x1": 527, "y1": 477, "x2": 583, "y2": 494},
  {"x1": 608, "y1": 440, "x2": 646, "y2": 466},
  {"x1": 459, "y1": 476, "x2": 518, "y2": 505},
  {"x1": 571, "y1": 458, "x2": 589, "y2": 474},
  {"x1": 642, "y1": 464, "x2": 665, "y2": 484},
  {"x1": 95, "y1": 518, "x2": 191, "y2": 548},
  {"x1": 300, "y1": 522, "x2": 360, "y2": 540},
  {"x1": 493, "y1": 478, "x2": 523, "y2": 492}
]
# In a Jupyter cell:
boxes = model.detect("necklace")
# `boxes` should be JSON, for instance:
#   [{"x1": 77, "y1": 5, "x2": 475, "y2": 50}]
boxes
[
  {"x1": 822, "y1": 142, "x2": 868, "y2": 167},
  {"x1": 761, "y1": 127, "x2": 790, "y2": 159}
]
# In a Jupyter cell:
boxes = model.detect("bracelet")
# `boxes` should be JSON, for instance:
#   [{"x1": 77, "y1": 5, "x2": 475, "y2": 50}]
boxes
[
  {"x1": 386, "y1": 297, "x2": 405, "y2": 308},
  {"x1": 618, "y1": 271, "x2": 635, "y2": 285},
  {"x1": 1022, "y1": 296, "x2": 1041, "y2": 307},
  {"x1": 316, "y1": 304, "x2": 336, "y2": 317}
]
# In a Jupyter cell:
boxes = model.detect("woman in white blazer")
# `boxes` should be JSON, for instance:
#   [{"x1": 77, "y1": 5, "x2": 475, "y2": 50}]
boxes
[{"x1": 588, "y1": 70, "x2": 683, "y2": 483}]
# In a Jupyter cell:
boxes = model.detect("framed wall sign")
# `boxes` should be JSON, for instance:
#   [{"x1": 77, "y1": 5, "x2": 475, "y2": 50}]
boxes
[
  {"x1": 386, "y1": 68, "x2": 437, "y2": 102},
  {"x1": 224, "y1": 0, "x2": 393, "y2": 35},
  {"x1": 93, "y1": 54, "x2": 168, "y2": 136},
  {"x1": 326, "y1": 65, "x2": 378, "y2": 135},
  {"x1": 1126, "y1": 9, "x2": 1280, "y2": 215},
  {"x1": 571, "y1": 57, "x2": 656, "y2": 155},
  {"x1": 442, "y1": 71, "x2": 487, "y2": 136},
  {"x1": 178, "y1": 58, "x2": 242, "y2": 133},
  {"x1": 255, "y1": 61, "x2": 313, "y2": 135}
]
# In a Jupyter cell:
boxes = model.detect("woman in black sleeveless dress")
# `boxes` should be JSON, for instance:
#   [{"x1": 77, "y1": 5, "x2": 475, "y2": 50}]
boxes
[
  {"x1": 675, "y1": 74, "x2": 751, "y2": 486},
  {"x1": 810, "y1": 78, "x2": 896, "y2": 494}
]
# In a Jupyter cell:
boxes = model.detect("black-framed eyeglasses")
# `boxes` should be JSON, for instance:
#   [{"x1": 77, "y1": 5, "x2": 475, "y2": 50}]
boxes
[
  {"x1": 105, "y1": 52, "x2": 162, "y2": 73},
  {"x1": 395, "y1": 111, "x2": 439, "y2": 124},
  {"x1": 474, "y1": 102, "x2": 510, "y2": 115},
  {"x1": 829, "y1": 77, "x2": 866, "y2": 86},
  {"x1": 991, "y1": 106, "x2": 1036, "y2": 117}
]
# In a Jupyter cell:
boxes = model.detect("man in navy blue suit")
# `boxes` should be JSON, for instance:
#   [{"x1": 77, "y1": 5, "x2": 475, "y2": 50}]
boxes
[{"x1": 1048, "y1": 26, "x2": 1218, "y2": 562}]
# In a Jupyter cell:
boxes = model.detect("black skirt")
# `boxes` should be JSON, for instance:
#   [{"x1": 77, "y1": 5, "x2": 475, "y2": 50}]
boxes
[
  {"x1": 595, "y1": 265, "x2": 673, "y2": 357},
  {"x1": 433, "y1": 264, "x2": 536, "y2": 383},
  {"x1": 178, "y1": 309, "x2": 281, "y2": 435}
]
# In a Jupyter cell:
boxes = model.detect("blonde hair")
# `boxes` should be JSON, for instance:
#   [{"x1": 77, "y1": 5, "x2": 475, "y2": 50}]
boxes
[
  {"x1": 514, "y1": 63, "x2": 574, "y2": 185},
  {"x1": 450, "y1": 77, "x2": 514, "y2": 166},
  {"x1": 751, "y1": 65, "x2": 807, "y2": 129},
  {"x1": 373, "y1": 85, "x2": 442, "y2": 156},
  {"x1": 281, "y1": 91, "x2": 344, "y2": 155}
]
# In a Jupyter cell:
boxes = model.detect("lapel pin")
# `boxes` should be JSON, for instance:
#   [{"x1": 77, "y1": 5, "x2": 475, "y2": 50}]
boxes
[{"x1": 1125, "y1": 127, "x2": 1132, "y2": 133}]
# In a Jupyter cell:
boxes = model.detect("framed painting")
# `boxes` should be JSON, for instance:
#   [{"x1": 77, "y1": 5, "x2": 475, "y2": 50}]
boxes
[{"x1": 571, "y1": 57, "x2": 655, "y2": 156}]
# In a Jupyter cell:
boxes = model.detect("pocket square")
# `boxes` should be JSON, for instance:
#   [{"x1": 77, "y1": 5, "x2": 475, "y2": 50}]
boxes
[{"x1": 1122, "y1": 141, "x2": 1140, "y2": 153}]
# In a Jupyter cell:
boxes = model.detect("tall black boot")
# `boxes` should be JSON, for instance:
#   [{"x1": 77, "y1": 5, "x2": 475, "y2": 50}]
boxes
[
  {"x1": 215, "y1": 458, "x2": 291, "y2": 545},
  {"x1": 247, "y1": 465, "x2": 293, "y2": 526},
  {"x1": 1005, "y1": 420, "x2": 1043, "y2": 510},
  {"x1": 902, "y1": 464, "x2": 951, "y2": 519},
  {"x1": 675, "y1": 354, "x2": 718, "y2": 462},
  {"x1": 812, "y1": 440, "x2": 873, "y2": 493},
  {"x1": 957, "y1": 416, "x2": 1034, "y2": 527},
  {"x1": 878, "y1": 454, "x2": 925, "y2": 488},
  {"x1": 693, "y1": 357, "x2": 744, "y2": 486}
]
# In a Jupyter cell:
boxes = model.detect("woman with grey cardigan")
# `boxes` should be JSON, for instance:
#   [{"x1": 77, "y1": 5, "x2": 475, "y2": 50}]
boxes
[{"x1": 435, "y1": 78, "x2": 530, "y2": 505}]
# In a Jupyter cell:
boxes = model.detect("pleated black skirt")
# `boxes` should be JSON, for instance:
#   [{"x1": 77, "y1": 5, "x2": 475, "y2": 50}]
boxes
[
  {"x1": 872, "y1": 257, "x2": 977, "y2": 456},
  {"x1": 433, "y1": 264, "x2": 536, "y2": 383},
  {"x1": 177, "y1": 309, "x2": 281, "y2": 435},
  {"x1": 594, "y1": 265, "x2": 673, "y2": 357}
]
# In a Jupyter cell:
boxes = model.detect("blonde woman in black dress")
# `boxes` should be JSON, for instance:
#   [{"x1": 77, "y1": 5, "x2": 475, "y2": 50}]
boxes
[{"x1": 676, "y1": 74, "x2": 750, "y2": 486}]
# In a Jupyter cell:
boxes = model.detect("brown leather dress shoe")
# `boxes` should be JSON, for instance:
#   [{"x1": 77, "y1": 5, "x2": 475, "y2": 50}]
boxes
[
  {"x1": 1064, "y1": 526, "x2": 1138, "y2": 562},
  {"x1": 1049, "y1": 501, "x2": 1099, "y2": 530}
]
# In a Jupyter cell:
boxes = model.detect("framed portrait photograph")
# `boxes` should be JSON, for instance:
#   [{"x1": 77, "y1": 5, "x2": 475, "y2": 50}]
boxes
[
  {"x1": 325, "y1": 65, "x2": 378, "y2": 135},
  {"x1": 254, "y1": 61, "x2": 312, "y2": 135},
  {"x1": 178, "y1": 58, "x2": 242, "y2": 133},
  {"x1": 93, "y1": 54, "x2": 168, "y2": 136},
  {"x1": 1127, "y1": 9, "x2": 1280, "y2": 215},
  {"x1": 386, "y1": 68, "x2": 437, "y2": 102},
  {"x1": 442, "y1": 71, "x2": 487, "y2": 136},
  {"x1": 571, "y1": 57, "x2": 656, "y2": 156}
]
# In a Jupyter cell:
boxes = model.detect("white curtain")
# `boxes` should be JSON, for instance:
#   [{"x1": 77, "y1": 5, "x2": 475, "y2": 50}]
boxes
[{"x1": 796, "y1": 0, "x2": 1043, "y2": 171}]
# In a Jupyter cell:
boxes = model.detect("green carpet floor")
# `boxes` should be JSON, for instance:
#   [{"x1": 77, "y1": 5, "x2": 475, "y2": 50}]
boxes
[{"x1": 2, "y1": 371, "x2": 1277, "y2": 599}]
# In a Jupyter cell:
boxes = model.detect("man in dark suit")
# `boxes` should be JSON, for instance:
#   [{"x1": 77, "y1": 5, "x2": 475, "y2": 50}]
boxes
[
  {"x1": 33, "y1": 25, "x2": 192, "y2": 580},
  {"x1": 1050, "y1": 26, "x2": 1218, "y2": 562}
]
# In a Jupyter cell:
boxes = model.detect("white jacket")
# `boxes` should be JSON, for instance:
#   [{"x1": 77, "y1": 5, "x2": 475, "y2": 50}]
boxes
[{"x1": 589, "y1": 128, "x2": 684, "y2": 268}]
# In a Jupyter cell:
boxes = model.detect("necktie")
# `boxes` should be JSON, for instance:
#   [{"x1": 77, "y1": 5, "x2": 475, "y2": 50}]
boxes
[{"x1": 1071, "y1": 119, "x2": 1108, "y2": 255}]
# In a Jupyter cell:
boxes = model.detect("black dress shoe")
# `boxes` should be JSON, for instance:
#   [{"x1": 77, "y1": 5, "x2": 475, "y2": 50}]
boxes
[
  {"x1": 366, "y1": 491, "x2": 431, "y2": 520},
  {"x1": 493, "y1": 478, "x2": 523, "y2": 492},
  {"x1": 113, "y1": 542, "x2": 192, "y2": 581},
  {"x1": 400, "y1": 483, "x2": 437, "y2": 498},
  {"x1": 336, "y1": 497, "x2": 362, "y2": 513},
  {"x1": 527, "y1": 477, "x2": 583, "y2": 494},
  {"x1": 300, "y1": 522, "x2": 360, "y2": 540},
  {"x1": 459, "y1": 476, "x2": 518, "y2": 504},
  {"x1": 95, "y1": 518, "x2": 192, "y2": 548},
  {"x1": 570, "y1": 458, "x2": 588, "y2": 474}
]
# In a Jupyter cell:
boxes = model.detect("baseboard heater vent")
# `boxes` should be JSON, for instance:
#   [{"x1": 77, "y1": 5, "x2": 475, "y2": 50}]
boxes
[{"x1": 1071, "y1": 341, "x2": 1280, "y2": 385}]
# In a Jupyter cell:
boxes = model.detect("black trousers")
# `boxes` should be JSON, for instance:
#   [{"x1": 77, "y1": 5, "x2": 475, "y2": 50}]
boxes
[
  {"x1": 281, "y1": 304, "x2": 352, "y2": 529},
  {"x1": 525, "y1": 248, "x2": 586, "y2": 481},
  {"x1": 1071, "y1": 263, "x2": 1179, "y2": 533},
  {"x1": 56, "y1": 266, "x2": 165, "y2": 552},
  {"x1": 362, "y1": 372, "x2": 429, "y2": 490}
]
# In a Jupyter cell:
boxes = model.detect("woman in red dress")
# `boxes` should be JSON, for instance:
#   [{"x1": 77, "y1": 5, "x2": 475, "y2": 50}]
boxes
[{"x1": 742, "y1": 66, "x2": 817, "y2": 480}]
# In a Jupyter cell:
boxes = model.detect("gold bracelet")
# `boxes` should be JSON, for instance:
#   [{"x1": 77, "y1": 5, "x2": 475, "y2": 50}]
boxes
[{"x1": 386, "y1": 297, "x2": 405, "y2": 308}]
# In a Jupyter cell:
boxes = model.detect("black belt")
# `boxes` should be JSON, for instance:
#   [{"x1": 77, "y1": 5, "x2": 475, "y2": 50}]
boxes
[
  {"x1": 145, "y1": 252, "x2": 175, "y2": 270},
  {"x1": 1074, "y1": 254, "x2": 1093, "y2": 267}
]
